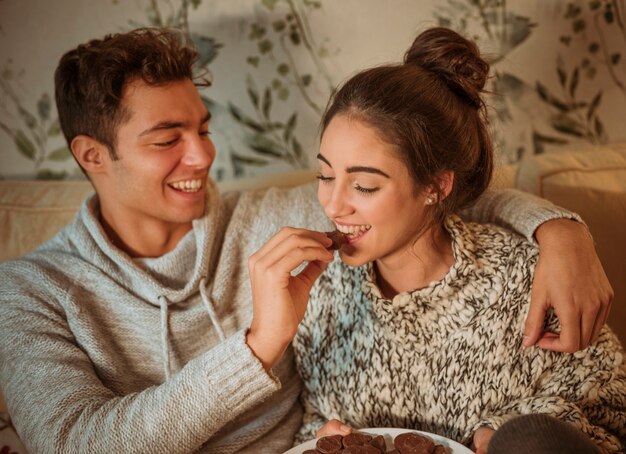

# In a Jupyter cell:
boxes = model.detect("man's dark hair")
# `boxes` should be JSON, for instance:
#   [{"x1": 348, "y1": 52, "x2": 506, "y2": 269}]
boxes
[{"x1": 54, "y1": 27, "x2": 206, "y2": 163}]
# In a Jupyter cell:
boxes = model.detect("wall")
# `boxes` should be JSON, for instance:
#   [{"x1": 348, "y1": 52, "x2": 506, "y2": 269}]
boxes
[{"x1": 0, "y1": 0, "x2": 625, "y2": 181}]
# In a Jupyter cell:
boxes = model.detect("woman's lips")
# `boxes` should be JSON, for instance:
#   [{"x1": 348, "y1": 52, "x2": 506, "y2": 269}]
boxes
[{"x1": 345, "y1": 228, "x2": 369, "y2": 244}]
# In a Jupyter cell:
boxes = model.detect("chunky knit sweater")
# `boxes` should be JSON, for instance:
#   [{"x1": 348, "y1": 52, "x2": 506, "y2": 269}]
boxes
[
  {"x1": 0, "y1": 180, "x2": 583, "y2": 453},
  {"x1": 294, "y1": 216, "x2": 626, "y2": 452}
]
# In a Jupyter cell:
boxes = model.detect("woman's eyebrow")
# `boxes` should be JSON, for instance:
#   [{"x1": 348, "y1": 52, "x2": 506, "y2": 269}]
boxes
[
  {"x1": 346, "y1": 166, "x2": 390, "y2": 178},
  {"x1": 317, "y1": 153, "x2": 390, "y2": 178},
  {"x1": 317, "y1": 153, "x2": 331, "y2": 167}
]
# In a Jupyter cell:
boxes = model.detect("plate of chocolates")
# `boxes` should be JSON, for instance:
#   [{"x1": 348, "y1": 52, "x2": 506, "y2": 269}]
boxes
[{"x1": 283, "y1": 428, "x2": 473, "y2": 454}]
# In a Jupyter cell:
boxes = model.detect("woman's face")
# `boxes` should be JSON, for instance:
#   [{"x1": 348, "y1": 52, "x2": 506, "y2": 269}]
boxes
[{"x1": 317, "y1": 115, "x2": 432, "y2": 268}]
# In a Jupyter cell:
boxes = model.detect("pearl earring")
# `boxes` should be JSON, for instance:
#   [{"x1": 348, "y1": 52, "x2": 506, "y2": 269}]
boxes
[{"x1": 426, "y1": 195, "x2": 436, "y2": 205}]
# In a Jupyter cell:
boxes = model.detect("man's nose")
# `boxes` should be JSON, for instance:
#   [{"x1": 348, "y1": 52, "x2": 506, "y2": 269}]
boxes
[{"x1": 183, "y1": 135, "x2": 215, "y2": 168}]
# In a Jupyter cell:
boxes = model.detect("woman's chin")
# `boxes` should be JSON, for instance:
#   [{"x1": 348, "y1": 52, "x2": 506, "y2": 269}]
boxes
[{"x1": 339, "y1": 249, "x2": 370, "y2": 268}]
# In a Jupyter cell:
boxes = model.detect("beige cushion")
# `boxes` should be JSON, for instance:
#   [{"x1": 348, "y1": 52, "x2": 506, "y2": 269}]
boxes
[
  {"x1": 0, "y1": 180, "x2": 95, "y2": 262},
  {"x1": 516, "y1": 144, "x2": 626, "y2": 344}
]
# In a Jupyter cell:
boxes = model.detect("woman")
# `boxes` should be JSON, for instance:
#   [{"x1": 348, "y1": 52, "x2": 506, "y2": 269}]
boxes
[{"x1": 251, "y1": 28, "x2": 625, "y2": 453}]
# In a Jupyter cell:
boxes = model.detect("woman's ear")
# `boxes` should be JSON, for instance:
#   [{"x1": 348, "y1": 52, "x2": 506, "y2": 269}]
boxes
[
  {"x1": 71, "y1": 135, "x2": 109, "y2": 175},
  {"x1": 437, "y1": 171, "x2": 455, "y2": 200},
  {"x1": 425, "y1": 171, "x2": 455, "y2": 205}
]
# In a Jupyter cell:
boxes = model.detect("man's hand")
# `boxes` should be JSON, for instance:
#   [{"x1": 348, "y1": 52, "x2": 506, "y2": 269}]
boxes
[
  {"x1": 525, "y1": 219, "x2": 613, "y2": 352},
  {"x1": 472, "y1": 427, "x2": 495, "y2": 454},
  {"x1": 246, "y1": 227, "x2": 334, "y2": 371},
  {"x1": 316, "y1": 419, "x2": 352, "y2": 438}
]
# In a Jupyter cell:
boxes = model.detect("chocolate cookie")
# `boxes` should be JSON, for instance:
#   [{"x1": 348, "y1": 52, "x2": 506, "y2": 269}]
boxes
[
  {"x1": 432, "y1": 445, "x2": 447, "y2": 454},
  {"x1": 394, "y1": 432, "x2": 436, "y2": 454},
  {"x1": 325, "y1": 230, "x2": 347, "y2": 250},
  {"x1": 370, "y1": 435, "x2": 386, "y2": 450},
  {"x1": 343, "y1": 432, "x2": 373, "y2": 447},
  {"x1": 342, "y1": 445, "x2": 382, "y2": 454},
  {"x1": 316, "y1": 434, "x2": 344, "y2": 453}
]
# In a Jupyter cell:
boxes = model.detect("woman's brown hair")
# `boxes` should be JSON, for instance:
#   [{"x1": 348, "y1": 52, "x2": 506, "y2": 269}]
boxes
[{"x1": 321, "y1": 27, "x2": 493, "y2": 221}]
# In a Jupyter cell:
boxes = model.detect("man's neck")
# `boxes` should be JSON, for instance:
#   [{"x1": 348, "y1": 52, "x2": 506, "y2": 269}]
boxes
[{"x1": 100, "y1": 214, "x2": 193, "y2": 258}]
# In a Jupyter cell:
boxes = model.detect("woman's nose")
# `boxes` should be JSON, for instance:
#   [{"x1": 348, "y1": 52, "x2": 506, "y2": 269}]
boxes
[{"x1": 323, "y1": 185, "x2": 353, "y2": 219}]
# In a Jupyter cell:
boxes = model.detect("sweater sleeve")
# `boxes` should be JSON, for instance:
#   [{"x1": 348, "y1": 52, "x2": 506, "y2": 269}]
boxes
[
  {"x1": 459, "y1": 188, "x2": 582, "y2": 242},
  {"x1": 0, "y1": 281, "x2": 281, "y2": 453},
  {"x1": 467, "y1": 332, "x2": 626, "y2": 453}
]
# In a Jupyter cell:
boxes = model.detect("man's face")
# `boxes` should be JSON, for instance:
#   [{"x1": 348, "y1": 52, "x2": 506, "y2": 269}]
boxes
[{"x1": 96, "y1": 78, "x2": 215, "y2": 238}]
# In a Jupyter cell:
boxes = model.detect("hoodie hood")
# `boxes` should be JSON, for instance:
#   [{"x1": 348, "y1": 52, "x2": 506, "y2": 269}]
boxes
[
  {"x1": 61, "y1": 178, "x2": 226, "y2": 377},
  {"x1": 71, "y1": 178, "x2": 223, "y2": 305}
]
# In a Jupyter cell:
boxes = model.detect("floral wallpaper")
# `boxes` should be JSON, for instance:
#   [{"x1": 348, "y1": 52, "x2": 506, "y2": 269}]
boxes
[{"x1": 0, "y1": 0, "x2": 624, "y2": 181}]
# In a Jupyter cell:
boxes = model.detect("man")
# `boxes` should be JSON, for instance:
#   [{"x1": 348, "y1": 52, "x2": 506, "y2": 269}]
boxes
[{"x1": 0, "y1": 28, "x2": 612, "y2": 453}]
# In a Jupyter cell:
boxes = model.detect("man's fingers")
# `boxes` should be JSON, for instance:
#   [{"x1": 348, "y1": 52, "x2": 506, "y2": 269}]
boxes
[
  {"x1": 255, "y1": 246, "x2": 333, "y2": 288},
  {"x1": 579, "y1": 302, "x2": 598, "y2": 349},
  {"x1": 249, "y1": 228, "x2": 331, "y2": 270},
  {"x1": 536, "y1": 310, "x2": 581, "y2": 353},
  {"x1": 250, "y1": 233, "x2": 333, "y2": 277},
  {"x1": 296, "y1": 259, "x2": 330, "y2": 289},
  {"x1": 591, "y1": 297, "x2": 612, "y2": 343},
  {"x1": 523, "y1": 292, "x2": 548, "y2": 347}
]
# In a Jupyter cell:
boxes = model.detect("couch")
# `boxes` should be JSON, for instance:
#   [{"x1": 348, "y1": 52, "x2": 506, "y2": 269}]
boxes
[{"x1": 1, "y1": 144, "x2": 624, "y2": 451}]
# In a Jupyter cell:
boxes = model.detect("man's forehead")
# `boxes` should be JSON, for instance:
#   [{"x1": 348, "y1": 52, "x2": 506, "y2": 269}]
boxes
[{"x1": 118, "y1": 78, "x2": 207, "y2": 127}]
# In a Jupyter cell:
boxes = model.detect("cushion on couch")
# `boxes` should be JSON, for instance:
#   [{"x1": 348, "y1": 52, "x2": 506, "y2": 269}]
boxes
[
  {"x1": 516, "y1": 143, "x2": 626, "y2": 345},
  {"x1": 0, "y1": 180, "x2": 94, "y2": 263}
]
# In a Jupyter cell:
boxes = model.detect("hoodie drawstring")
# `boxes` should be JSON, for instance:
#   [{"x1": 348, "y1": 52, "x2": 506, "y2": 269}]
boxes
[
  {"x1": 158, "y1": 295, "x2": 172, "y2": 379},
  {"x1": 199, "y1": 277, "x2": 226, "y2": 342},
  {"x1": 157, "y1": 279, "x2": 224, "y2": 380}
]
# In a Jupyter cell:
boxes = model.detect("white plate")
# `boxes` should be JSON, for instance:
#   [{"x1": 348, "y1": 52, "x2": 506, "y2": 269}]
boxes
[{"x1": 284, "y1": 427, "x2": 473, "y2": 453}]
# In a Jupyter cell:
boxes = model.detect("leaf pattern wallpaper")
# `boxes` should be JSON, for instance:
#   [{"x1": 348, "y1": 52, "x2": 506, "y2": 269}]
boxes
[{"x1": 0, "y1": 0, "x2": 624, "y2": 181}]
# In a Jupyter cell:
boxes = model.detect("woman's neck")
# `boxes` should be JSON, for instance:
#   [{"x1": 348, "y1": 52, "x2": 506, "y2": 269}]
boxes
[{"x1": 374, "y1": 223, "x2": 454, "y2": 299}]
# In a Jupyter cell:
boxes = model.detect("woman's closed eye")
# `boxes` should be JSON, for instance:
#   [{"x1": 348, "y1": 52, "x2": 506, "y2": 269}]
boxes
[
  {"x1": 316, "y1": 173, "x2": 334, "y2": 183},
  {"x1": 352, "y1": 182, "x2": 379, "y2": 194}
]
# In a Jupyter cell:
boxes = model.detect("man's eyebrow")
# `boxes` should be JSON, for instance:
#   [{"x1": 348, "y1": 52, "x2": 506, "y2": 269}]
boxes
[
  {"x1": 139, "y1": 111, "x2": 212, "y2": 137},
  {"x1": 317, "y1": 153, "x2": 390, "y2": 178}
]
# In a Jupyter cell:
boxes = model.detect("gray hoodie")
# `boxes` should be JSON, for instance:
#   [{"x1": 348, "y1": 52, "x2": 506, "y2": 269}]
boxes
[{"x1": 0, "y1": 179, "x2": 329, "y2": 453}]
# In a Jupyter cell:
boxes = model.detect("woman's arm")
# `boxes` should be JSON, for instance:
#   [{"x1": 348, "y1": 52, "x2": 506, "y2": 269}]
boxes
[
  {"x1": 460, "y1": 188, "x2": 613, "y2": 352},
  {"x1": 469, "y1": 332, "x2": 626, "y2": 453}
]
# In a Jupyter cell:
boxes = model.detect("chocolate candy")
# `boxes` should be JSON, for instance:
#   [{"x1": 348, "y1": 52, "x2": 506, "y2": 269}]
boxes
[
  {"x1": 370, "y1": 435, "x2": 386, "y2": 450},
  {"x1": 394, "y1": 432, "x2": 436, "y2": 454},
  {"x1": 326, "y1": 230, "x2": 347, "y2": 250},
  {"x1": 343, "y1": 445, "x2": 383, "y2": 454},
  {"x1": 343, "y1": 432, "x2": 373, "y2": 447},
  {"x1": 316, "y1": 434, "x2": 343, "y2": 453},
  {"x1": 305, "y1": 432, "x2": 446, "y2": 454}
]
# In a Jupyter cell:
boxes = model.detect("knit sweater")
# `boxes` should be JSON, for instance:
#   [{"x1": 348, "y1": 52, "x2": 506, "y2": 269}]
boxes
[
  {"x1": 0, "y1": 180, "x2": 581, "y2": 453},
  {"x1": 0, "y1": 180, "x2": 329, "y2": 454},
  {"x1": 294, "y1": 216, "x2": 626, "y2": 452}
]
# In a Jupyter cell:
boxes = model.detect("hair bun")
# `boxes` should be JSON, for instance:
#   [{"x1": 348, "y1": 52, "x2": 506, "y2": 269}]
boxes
[{"x1": 404, "y1": 27, "x2": 489, "y2": 109}]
